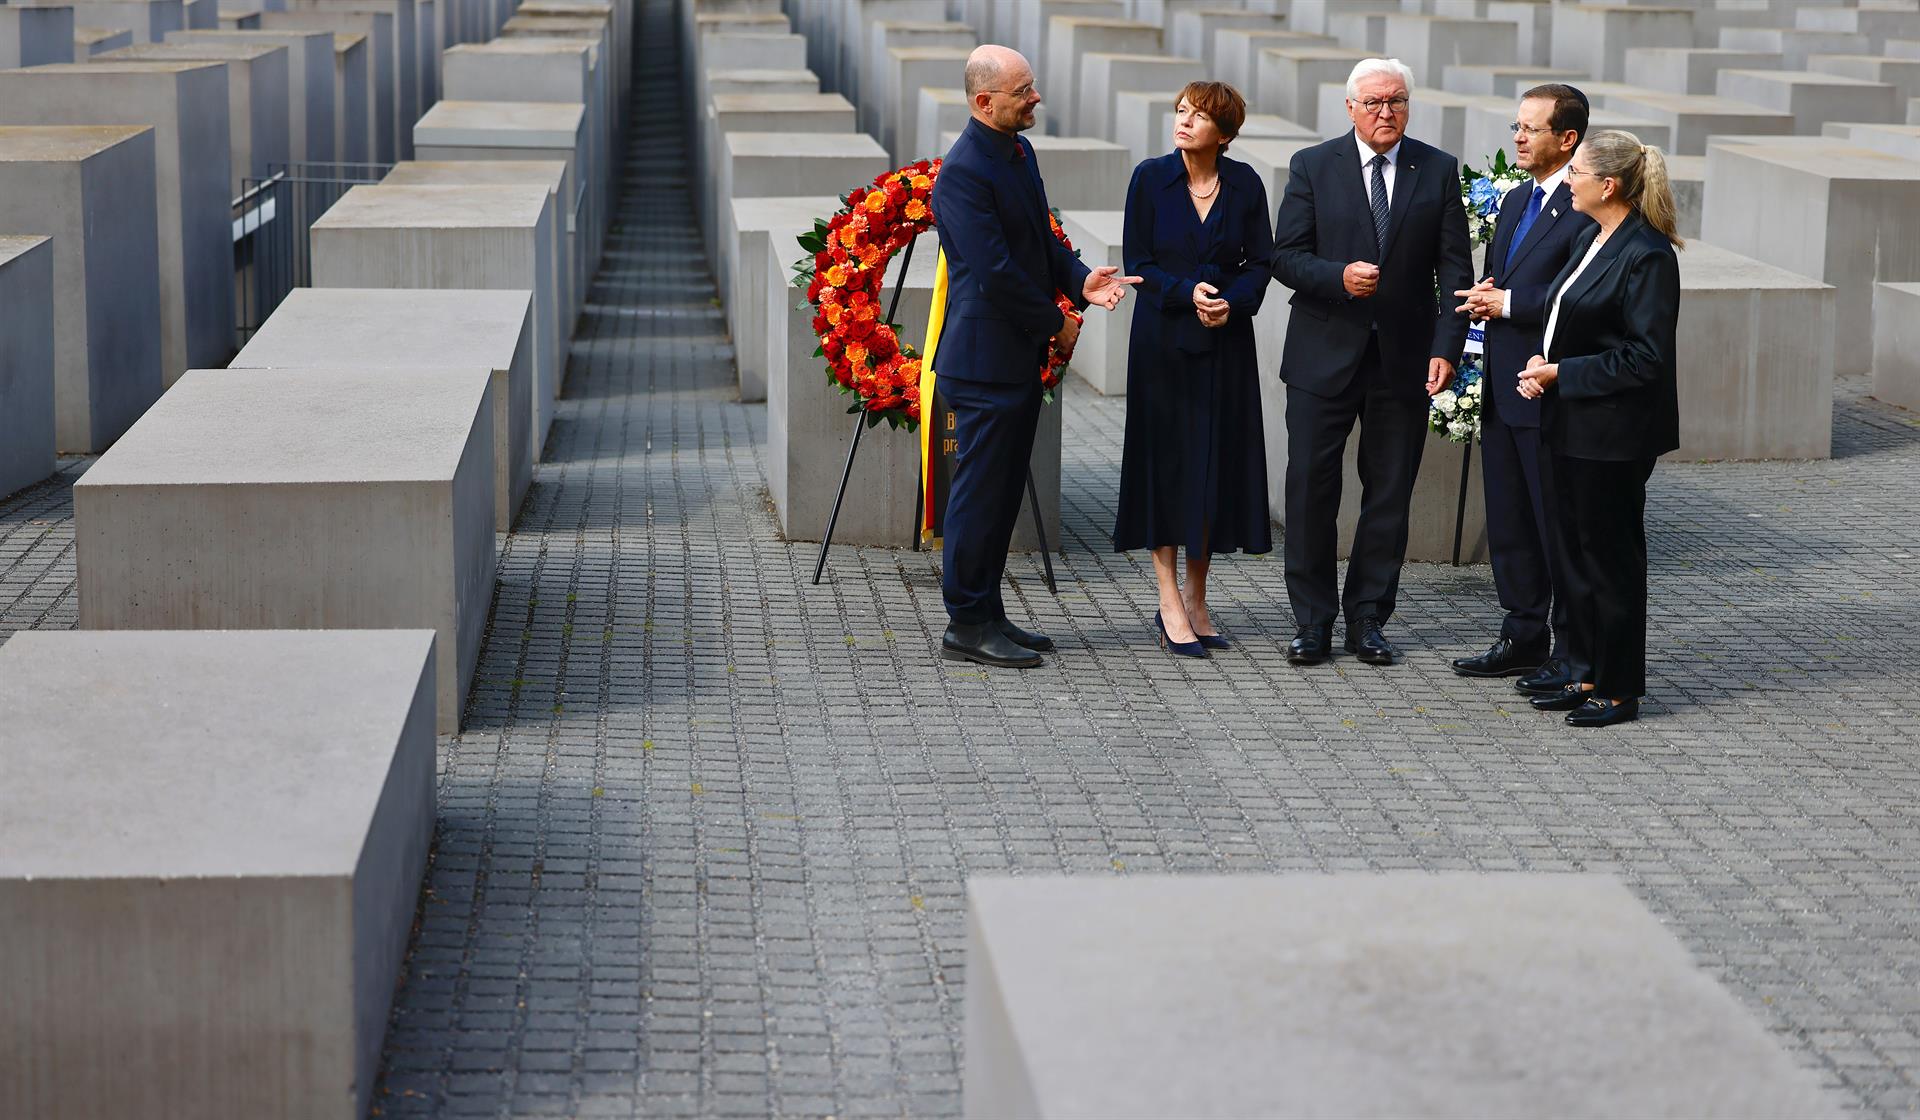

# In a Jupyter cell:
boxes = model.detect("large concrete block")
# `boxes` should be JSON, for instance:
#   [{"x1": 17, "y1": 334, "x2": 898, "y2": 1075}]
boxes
[
  {"x1": 1720, "y1": 26, "x2": 1868, "y2": 71},
  {"x1": 1411, "y1": 88, "x2": 1510, "y2": 161},
  {"x1": 1077, "y1": 51, "x2": 1203, "y2": 143},
  {"x1": 704, "y1": 67, "x2": 819, "y2": 99},
  {"x1": 1675, "y1": 241, "x2": 1835, "y2": 459},
  {"x1": 1600, "y1": 90, "x2": 1795, "y2": 156},
  {"x1": 919, "y1": 86, "x2": 1050, "y2": 163},
  {"x1": 1873, "y1": 281, "x2": 1920, "y2": 411},
  {"x1": 1169, "y1": 7, "x2": 1282, "y2": 69},
  {"x1": 886, "y1": 45, "x2": 972, "y2": 162},
  {"x1": 935, "y1": 131, "x2": 1130, "y2": 210},
  {"x1": 0, "y1": 62, "x2": 233, "y2": 381},
  {"x1": 17, "y1": 0, "x2": 183, "y2": 42},
  {"x1": 1255, "y1": 44, "x2": 1372, "y2": 121},
  {"x1": 1487, "y1": 0, "x2": 1553, "y2": 67},
  {"x1": 75, "y1": 26, "x2": 133, "y2": 56},
  {"x1": 0, "y1": 4, "x2": 76, "y2": 67},
  {"x1": 1057, "y1": 209, "x2": 1129, "y2": 395},
  {"x1": 1702, "y1": 138, "x2": 1920, "y2": 375},
  {"x1": 867, "y1": 20, "x2": 973, "y2": 143},
  {"x1": 232, "y1": 286, "x2": 536, "y2": 525},
  {"x1": 1797, "y1": 6, "x2": 1920, "y2": 54},
  {"x1": 289, "y1": 0, "x2": 415, "y2": 161},
  {"x1": 98, "y1": 41, "x2": 291, "y2": 194},
  {"x1": 1439, "y1": 63, "x2": 1587, "y2": 98},
  {"x1": 1384, "y1": 14, "x2": 1518, "y2": 83},
  {"x1": 1044, "y1": 16, "x2": 1160, "y2": 138},
  {"x1": 261, "y1": 8, "x2": 395, "y2": 164},
  {"x1": 1808, "y1": 53, "x2": 1920, "y2": 108},
  {"x1": 1553, "y1": 3, "x2": 1694, "y2": 82},
  {"x1": 1325, "y1": 7, "x2": 1391, "y2": 54},
  {"x1": 1622, "y1": 46, "x2": 1784, "y2": 95},
  {"x1": 0, "y1": 237, "x2": 57, "y2": 499},
  {"x1": 767, "y1": 233, "x2": 1062, "y2": 550},
  {"x1": 168, "y1": 29, "x2": 337, "y2": 169},
  {"x1": 692, "y1": 29, "x2": 798, "y2": 119},
  {"x1": 1666, "y1": 152, "x2": 1705, "y2": 240},
  {"x1": 1717, "y1": 68, "x2": 1903, "y2": 135},
  {"x1": 0, "y1": 127, "x2": 165, "y2": 454},
  {"x1": 74, "y1": 367, "x2": 495, "y2": 732},
  {"x1": 1116, "y1": 89, "x2": 1177, "y2": 167},
  {"x1": 702, "y1": 92, "x2": 855, "y2": 254},
  {"x1": 1291, "y1": 0, "x2": 1399, "y2": 38},
  {"x1": 312, "y1": 183, "x2": 561, "y2": 458},
  {"x1": 833, "y1": 0, "x2": 942, "y2": 117},
  {"x1": 1215, "y1": 28, "x2": 1337, "y2": 106},
  {"x1": 716, "y1": 130, "x2": 890, "y2": 270},
  {"x1": 962, "y1": 874, "x2": 1839, "y2": 1120},
  {"x1": 412, "y1": 99, "x2": 591, "y2": 302},
  {"x1": 0, "y1": 628, "x2": 438, "y2": 1120},
  {"x1": 728, "y1": 194, "x2": 842, "y2": 404},
  {"x1": 333, "y1": 29, "x2": 371, "y2": 165},
  {"x1": 1822, "y1": 121, "x2": 1920, "y2": 162},
  {"x1": 1014, "y1": 0, "x2": 1118, "y2": 81}
]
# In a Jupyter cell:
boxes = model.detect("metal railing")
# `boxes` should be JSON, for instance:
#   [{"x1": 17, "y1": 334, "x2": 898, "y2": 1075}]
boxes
[{"x1": 232, "y1": 161, "x2": 392, "y2": 348}]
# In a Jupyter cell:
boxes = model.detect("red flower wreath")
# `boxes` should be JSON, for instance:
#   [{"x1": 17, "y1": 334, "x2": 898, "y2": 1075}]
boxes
[{"x1": 792, "y1": 158, "x2": 1082, "y2": 431}]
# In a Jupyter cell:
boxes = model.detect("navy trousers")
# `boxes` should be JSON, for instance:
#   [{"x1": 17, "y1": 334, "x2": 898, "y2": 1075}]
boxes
[
  {"x1": 941, "y1": 373, "x2": 1042, "y2": 625},
  {"x1": 1479, "y1": 401, "x2": 1568, "y2": 659}
]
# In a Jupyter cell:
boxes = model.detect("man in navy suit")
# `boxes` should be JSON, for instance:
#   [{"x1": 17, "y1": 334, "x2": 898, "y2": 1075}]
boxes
[
  {"x1": 1270, "y1": 58, "x2": 1472, "y2": 667},
  {"x1": 930, "y1": 44, "x2": 1138, "y2": 668},
  {"x1": 1450, "y1": 84, "x2": 1595, "y2": 695}
]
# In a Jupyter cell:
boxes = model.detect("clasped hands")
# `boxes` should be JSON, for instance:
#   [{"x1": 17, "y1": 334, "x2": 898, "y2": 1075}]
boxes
[
  {"x1": 1344, "y1": 259, "x2": 1453, "y2": 396},
  {"x1": 1192, "y1": 282, "x2": 1229, "y2": 328},
  {"x1": 1518, "y1": 354, "x2": 1558, "y2": 399}
]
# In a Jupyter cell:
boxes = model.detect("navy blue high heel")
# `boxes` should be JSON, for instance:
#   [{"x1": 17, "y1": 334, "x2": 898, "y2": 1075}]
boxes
[
  {"x1": 1196, "y1": 633, "x2": 1231, "y2": 651},
  {"x1": 1156, "y1": 611, "x2": 1208, "y2": 658}
]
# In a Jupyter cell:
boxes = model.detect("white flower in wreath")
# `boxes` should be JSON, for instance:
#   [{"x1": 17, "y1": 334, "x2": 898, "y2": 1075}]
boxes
[
  {"x1": 1434, "y1": 390, "x2": 1459, "y2": 413},
  {"x1": 1466, "y1": 379, "x2": 1483, "y2": 396},
  {"x1": 1449, "y1": 419, "x2": 1471, "y2": 439}
]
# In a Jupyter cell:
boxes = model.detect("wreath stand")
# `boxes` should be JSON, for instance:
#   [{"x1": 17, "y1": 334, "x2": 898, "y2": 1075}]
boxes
[
  {"x1": 1452, "y1": 439, "x2": 1473, "y2": 567},
  {"x1": 810, "y1": 232, "x2": 1058, "y2": 594}
]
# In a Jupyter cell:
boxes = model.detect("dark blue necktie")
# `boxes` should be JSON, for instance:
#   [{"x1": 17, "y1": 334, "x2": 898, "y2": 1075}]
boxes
[
  {"x1": 1368, "y1": 154, "x2": 1390, "y2": 252},
  {"x1": 1505, "y1": 185, "x2": 1546, "y2": 271}
]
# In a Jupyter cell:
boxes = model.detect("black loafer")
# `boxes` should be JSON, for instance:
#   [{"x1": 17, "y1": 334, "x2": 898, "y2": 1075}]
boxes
[
  {"x1": 1453, "y1": 636, "x2": 1548, "y2": 678},
  {"x1": 1344, "y1": 616, "x2": 1397, "y2": 665},
  {"x1": 1288, "y1": 624, "x2": 1332, "y2": 665},
  {"x1": 941, "y1": 622, "x2": 1042, "y2": 669},
  {"x1": 1567, "y1": 697, "x2": 1640, "y2": 727},
  {"x1": 1516, "y1": 657, "x2": 1573, "y2": 696},
  {"x1": 1529, "y1": 684, "x2": 1591, "y2": 712},
  {"x1": 997, "y1": 618, "x2": 1054, "y2": 652}
]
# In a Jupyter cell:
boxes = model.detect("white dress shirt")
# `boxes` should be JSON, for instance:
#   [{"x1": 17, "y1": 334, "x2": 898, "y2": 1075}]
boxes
[
  {"x1": 1500, "y1": 162, "x2": 1570, "y2": 319},
  {"x1": 1356, "y1": 132, "x2": 1401, "y2": 209},
  {"x1": 1540, "y1": 232, "x2": 1605, "y2": 361}
]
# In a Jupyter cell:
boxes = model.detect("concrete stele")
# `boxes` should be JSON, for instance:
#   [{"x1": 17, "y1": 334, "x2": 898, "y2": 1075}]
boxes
[
  {"x1": 0, "y1": 628, "x2": 437, "y2": 1120},
  {"x1": 1873, "y1": 281, "x2": 1920, "y2": 412},
  {"x1": 95, "y1": 40, "x2": 292, "y2": 194},
  {"x1": 0, "y1": 4, "x2": 76, "y2": 67},
  {"x1": 73, "y1": 366, "x2": 496, "y2": 732},
  {"x1": 166, "y1": 28, "x2": 338, "y2": 168},
  {"x1": 0, "y1": 237, "x2": 56, "y2": 499}
]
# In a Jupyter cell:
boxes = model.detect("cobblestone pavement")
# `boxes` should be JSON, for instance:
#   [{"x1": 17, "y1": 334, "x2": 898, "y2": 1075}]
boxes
[{"x1": 5, "y1": 2, "x2": 1920, "y2": 1115}]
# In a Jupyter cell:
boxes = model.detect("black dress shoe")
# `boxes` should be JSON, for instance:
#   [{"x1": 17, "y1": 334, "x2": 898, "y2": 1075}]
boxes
[
  {"x1": 1288, "y1": 624, "x2": 1332, "y2": 665},
  {"x1": 1452, "y1": 636, "x2": 1548, "y2": 678},
  {"x1": 1529, "y1": 684, "x2": 1591, "y2": 712},
  {"x1": 941, "y1": 622, "x2": 1042, "y2": 669},
  {"x1": 1567, "y1": 697, "x2": 1640, "y2": 727},
  {"x1": 1344, "y1": 617, "x2": 1397, "y2": 665},
  {"x1": 997, "y1": 618, "x2": 1054, "y2": 652},
  {"x1": 1516, "y1": 657, "x2": 1573, "y2": 696}
]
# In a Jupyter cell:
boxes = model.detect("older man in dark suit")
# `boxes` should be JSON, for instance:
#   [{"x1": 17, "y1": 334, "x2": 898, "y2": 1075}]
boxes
[
  {"x1": 929, "y1": 44, "x2": 1137, "y2": 668},
  {"x1": 1451, "y1": 84, "x2": 1594, "y2": 695},
  {"x1": 1270, "y1": 58, "x2": 1472, "y2": 666}
]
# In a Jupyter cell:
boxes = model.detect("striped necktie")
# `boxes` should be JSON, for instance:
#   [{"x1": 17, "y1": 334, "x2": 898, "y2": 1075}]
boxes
[{"x1": 1369, "y1": 153, "x2": 1390, "y2": 252}]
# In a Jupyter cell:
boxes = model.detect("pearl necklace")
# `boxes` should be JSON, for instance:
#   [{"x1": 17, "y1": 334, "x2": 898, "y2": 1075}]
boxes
[{"x1": 1187, "y1": 175, "x2": 1220, "y2": 200}]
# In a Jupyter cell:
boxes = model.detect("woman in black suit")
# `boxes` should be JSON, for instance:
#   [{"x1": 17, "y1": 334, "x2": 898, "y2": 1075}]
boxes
[
  {"x1": 1517, "y1": 130, "x2": 1683, "y2": 727},
  {"x1": 1113, "y1": 81, "x2": 1273, "y2": 658}
]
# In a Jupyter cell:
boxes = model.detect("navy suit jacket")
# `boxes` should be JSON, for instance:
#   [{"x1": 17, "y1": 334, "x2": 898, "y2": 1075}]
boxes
[
  {"x1": 930, "y1": 118, "x2": 1090, "y2": 385},
  {"x1": 1481, "y1": 178, "x2": 1594, "y2": 427},
  {"x1": 1270, "y1": 131, "x2": 1472, "y2": 403}
]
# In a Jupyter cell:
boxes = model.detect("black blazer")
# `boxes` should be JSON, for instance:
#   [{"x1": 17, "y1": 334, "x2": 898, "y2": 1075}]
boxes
[
  {"x1": 1270, "y1": 131, "x2": 1472, "y2": 403},
  {"x1": 1542, "y1": 210, "x2": 1681, "y2": 462},
  {"x1": 930, "y1": 117, "x2": 1090, "y2": 385},
  {"x1": 1482, "y1": 178, "x2": 1594, "y2": 428}
]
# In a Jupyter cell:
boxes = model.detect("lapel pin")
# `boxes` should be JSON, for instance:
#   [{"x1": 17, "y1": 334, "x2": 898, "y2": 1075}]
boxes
[{"x1": 1551, "y1": 208, "x2": 1559, "y2": 217}]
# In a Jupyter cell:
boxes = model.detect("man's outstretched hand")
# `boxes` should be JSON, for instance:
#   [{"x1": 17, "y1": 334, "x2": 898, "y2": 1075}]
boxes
[{"x1": 1084, "y1": 265, "x2": 1142, "y2": 310}]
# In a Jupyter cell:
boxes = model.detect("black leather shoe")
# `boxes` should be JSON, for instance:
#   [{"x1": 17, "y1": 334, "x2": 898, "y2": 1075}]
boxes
[
  {"x1": 941, "y1": 622, "x2": 1042, "y2": 669},
  {"x1": 1515, "y1": 657, "x2": 1573, "y2": 696},
  {"x1": 1452, "y1": 636, "x2": 1548, "y2": 678},
  {"x1": 1529, "y1": 684, "x2": 1591, "y2": 712},
  {"x1": 1288, "y1": 625, "x2": 1332, "y2": 665},
  {"x1": 1343, "y1": 616, "x2": 1397, "y2": 665},
  {"x1": 997, "y1": 618, "x2": 1054, "y2": 652},
  {"x1": 1567, "y1": 697, "x2": 1640, "y2": 727}
]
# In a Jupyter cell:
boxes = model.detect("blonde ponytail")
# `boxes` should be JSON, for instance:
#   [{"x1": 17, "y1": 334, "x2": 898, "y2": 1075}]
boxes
[{"x1": 1582, "y1": 130, "x2": 1685, "y2": 249}]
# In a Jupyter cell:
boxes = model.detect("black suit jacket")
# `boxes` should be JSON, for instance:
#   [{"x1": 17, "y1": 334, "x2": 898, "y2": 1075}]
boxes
[
  {"x1": 1270, "y1": 131, "x2": 1472, "y2": 403},
  {"x1": 1482, "y1": 178, "x2": 1594, "y2": 428},
  {"x1": 1542, "y1": 210, "x2": 1682, "y2": 462},
  {"x1": 930, "y1": 117, "x2": 1090, "y2": 385}
]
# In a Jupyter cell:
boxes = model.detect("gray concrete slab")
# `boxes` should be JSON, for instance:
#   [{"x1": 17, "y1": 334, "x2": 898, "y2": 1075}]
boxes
[
  {"x1": 73, "y1": 366, "x2": 494, "y2": 732},
  {"x1": 936, "y1": 131, "x2": 1130, "y2": 211},
  {"x1": 232, "y1": 286, "x2": 536, "y2": 526},
  {"x1": 1057, "y1": 209, "x2": 1127, "y2": 396},
  {"x1": 0, "y1": 4, "x2": 76, "y2": 67},
  {"x1": 74, "y1": 25, "x2": 133, "y2": 56},
  {"x1": 0, "y1": 237, "x2": 56, "y2": 500},
  {"x1": 727, "y1": 194, "x2": 840, "y2": 404},
  {"x1": 332, "y1": 29, "x2": 370, "y2": 165},
  {"x1": 1170, "y1": 7, "x2": 1281, "y2": 69},
  {"x1": 1808, "y1": 53, "x2": 1920, "y2": 108},
  {"x1": 1440, "y1": 63, "x2": 1588, "y2": 98},
  {"x1": 885, "y1": 44, "x2": 971, "y2": 162},
  {"x1": 0, "y1": 62, "x2": 234, "y2": 381},
  {"x1": 261, "y1": 7, "x2": 395, "y2": 163},
  {"x1": 1622, "y1": 46, "x2": 1785, "y2": 96},
  {"x1": 0, "y1": 126, "x2": 165, "y2": 454},
  {"x1": 1873, "y1": 280, "x2": 1920, "y2": 412},
  {"x1": 1215, "y1": 28, "x2": 1337, "y2": 107},
  {"x1": 1077, "y1": 51, "x2": 1203, "y2": 144},
  {"x1": 1599, "y1": 90, "x2": 1796, "y2": 155},
  {"x1": 1553, "y1": 3, "x2": 1694, "y2": 82},
  {"x1": 0, "y1": 627, "x2": 436, "y2": 1120},
  {"x1": 1385, "y1": 13, "x2": 1518, "y2": 86},
  {"x1": 865, "y1": 20, "x2": 972, "y2": 142},
  {"x1": 963, "y1": 874, "x2": 1839, "y2": 1119},
  {"x1": 1721, "y1": 26, "x2": 1870, "y2": 71},
  {"x1": 1255, "y1": 44, "x2": 1372, "y2": 122},
  {"x1": 1717, "y1": 67, "x2": 1904, "y2": 135},
  {"x1": 16, "y1": 0, "x2": 183, "y2": 42},
  {"x1": 288, "y1": 0, "x2": 415, "y2": 161},
  {"x1": 96, "y1": 40, "x2": 291, "y2": 194},
  {"x1": 310, "y1": 183, "x2": 561, "y2": 461},
  {"x1": 1044, "y1": 16, "x2": 1160, "y2": 139},
  {"x1": 167, "y1": 28, "x2": 336, "y2": 169}
]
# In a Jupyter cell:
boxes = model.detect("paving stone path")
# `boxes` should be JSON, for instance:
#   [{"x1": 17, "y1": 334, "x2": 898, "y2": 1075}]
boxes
[{"x1": 5, "y1": 2, "x2": 1920, "y2": 1115}]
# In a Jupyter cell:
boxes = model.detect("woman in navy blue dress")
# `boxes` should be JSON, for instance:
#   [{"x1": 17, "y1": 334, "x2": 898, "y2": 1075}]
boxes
[{"x1": 1113, "y1": 81, "x2": 1274, "y2": 658}]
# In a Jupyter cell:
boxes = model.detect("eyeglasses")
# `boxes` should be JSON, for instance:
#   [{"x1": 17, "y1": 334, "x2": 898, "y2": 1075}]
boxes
[
  {"x1": 1352, "y1": 96, "x2": 1409, "y2": 116},
  {"x1": 1566, "y1": 166, "x2": 1607, "y2": 181},
  {"x1": 983, "y1": 83, "x2": 1035, "y2": 99},
  {"x1": 1508, "y1": 122, "x2": 1557, "y2": 136}
]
